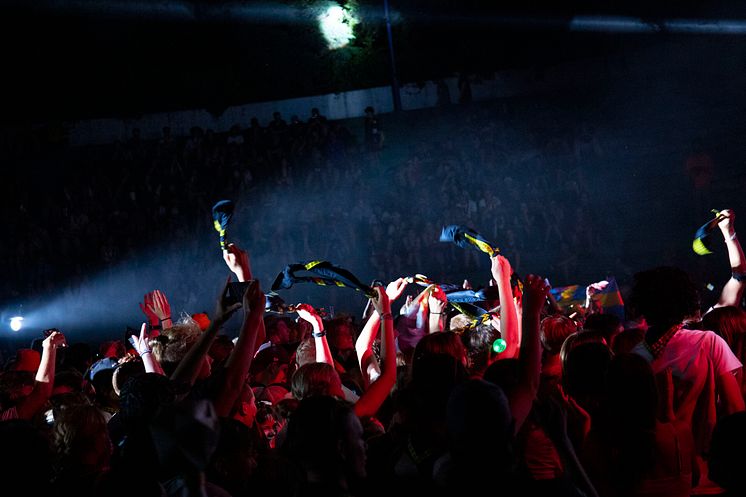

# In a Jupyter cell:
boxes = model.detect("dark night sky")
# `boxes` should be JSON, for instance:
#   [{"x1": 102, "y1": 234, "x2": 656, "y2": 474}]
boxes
[{"x1": 3, "y1": 0, "x2": 745, "y2": 121}]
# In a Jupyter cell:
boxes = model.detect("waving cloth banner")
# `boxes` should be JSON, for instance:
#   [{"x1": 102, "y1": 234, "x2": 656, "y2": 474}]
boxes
[
  {"x1": 693, "y1": 210, "x2": 726, "y2": 256},
  {"x1": 439, "y1": 224, "x2": 524, "y2": 292},
  {"x1": 271, "y1": 260, "x2": 376, "y2": 298},
  {"x1": 445, "y1": 287, "x2": 500, "y2": 304},
  {"x1": 212, "y1": 200, "x2": 235, "y2": 251},
  {"x1": 439, "y1": 225, "x2": 499, "y2": 256}
]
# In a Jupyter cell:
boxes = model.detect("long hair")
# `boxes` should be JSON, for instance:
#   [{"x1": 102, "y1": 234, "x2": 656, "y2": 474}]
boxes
[{"x1": 597, "y1": 353, "x2": 658, "y2": 491}]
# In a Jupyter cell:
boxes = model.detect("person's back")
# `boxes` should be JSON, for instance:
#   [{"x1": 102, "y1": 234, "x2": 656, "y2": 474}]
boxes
[
  {"x1": 628, "y1": 266, "x2": 744, "y2": 494},
  {"x1": 581, "y1": 353, "x2": 693, "y2": 497}
]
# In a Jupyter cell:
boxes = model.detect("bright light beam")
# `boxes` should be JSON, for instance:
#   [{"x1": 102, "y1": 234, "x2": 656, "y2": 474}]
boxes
[{"x1": 318, "y1": 4, "x2": 358, "y2": 49}]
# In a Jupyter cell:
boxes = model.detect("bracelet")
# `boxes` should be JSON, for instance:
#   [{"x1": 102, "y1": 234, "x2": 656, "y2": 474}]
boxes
[
  {"x1": 140, "y1": 350, "x2": 152, "y2": 356},
  {"x1": 431, "y1": 312, "x2": 443, "y2": 315},
  {"x1": 380, "y1": 312, "x2": 393, "y2": 320},
  {"x1": 160, "y1": 316, "x2": 171, "y2": 322},
  {"x1": 732, "y1": 271, "x2": 746, "y2": 282},
  {"x1": 728, "y1": 232, "x2": 737, "y2": 241},
  {"x1": 312, "y1": 331, "x2": 327, "y2": 338}
]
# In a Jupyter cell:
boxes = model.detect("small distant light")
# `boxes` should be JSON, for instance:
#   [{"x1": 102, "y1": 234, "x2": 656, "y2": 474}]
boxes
[
  {"x1": 10, "y1": 316, "x2": 23, "y2": 332},
  {"x1": 706, "y1": 283, "x2": 715, "y2": 291},
  {"x1": 492, "y1": 338, "x2": 507, "y2": 354}
]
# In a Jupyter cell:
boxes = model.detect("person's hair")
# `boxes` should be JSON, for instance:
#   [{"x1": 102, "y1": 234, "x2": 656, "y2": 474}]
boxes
[
  {"x1": 112, "y1": 360, "x2": 146, "y2": 397},
  {"x1": 291, "y1": 362, "x2": 343, "y2": 400},
  {"x1": 0, "y1": 370, "x2": 34, "y2": 405},
  {"x1": 295, "y1": 337, "x2": 316, "y2": 368},
  {"x1": 413, "y1": 331, "x2": 467, "y2": 366},
  {"x1": 582, "y1": 313, "x2": 622, "y2": 344},
  {"x1": 118, "y1": 373, "x2": 176, "y2": 430},
  {"x1": 52, "y1": 403, "x2": 111, "y2": 476},
  {"x1": 541, "y1": 314, "x2": 578, "y2": 354},
  {"x1": 700, "y1": 306, "x2": 746, "y2": 362},
  {"x1": 561, "y1": 339, "x2": 613, "y2": 418},
  {"x1": 324, "y1": 316, "x2": 356, "y2": 350},
  {"x1": 598, "y1": 353, "x2": 657, "y2": 490},
  {"x1": 709, "y1": 411, "x2": 746, "y2": 493},
  {"x1": 284, "y1": 396, "x2": 356, "y2": 478},
  {"x1": 462, "y1": 323, "x2": 497, "y2": 375},
  {"x1": 150, "y1": 318, "x2": 201, "y2": 373},
  {"x1": 628, "y1": 266, "x2": 700, "y2": 328}
]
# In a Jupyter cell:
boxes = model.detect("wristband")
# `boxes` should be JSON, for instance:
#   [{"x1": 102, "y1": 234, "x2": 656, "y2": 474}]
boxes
[
  {"x1": 732, "y1": 271, "x2": 746, "y2": 282},
  {"x1": 431, "y1": 312, "x2": 443, "y2": 315},
  {"x1": 728, "y1": 232, "x2": 737, "y2": 241},
  {"x1": 312, "y1": 331, "x2": 327, "y2": 338},
  {"x1": 380, "y1": 312, "x2": 393, "y2": 320},
  {"x1": 140, "y1": 350, "x2": 152, "y2": 356}
]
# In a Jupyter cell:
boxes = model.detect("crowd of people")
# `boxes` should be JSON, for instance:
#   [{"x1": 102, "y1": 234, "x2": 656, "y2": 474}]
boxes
[
  {"x1": 2, "y1": 98, "x2": 633, "y2": 313},
  {"x1": 1, "y1": 92, "x2": 746, "y2": 496},
  {"x1": 0, "y1": 208, "x2": 745, "y2": 496}
]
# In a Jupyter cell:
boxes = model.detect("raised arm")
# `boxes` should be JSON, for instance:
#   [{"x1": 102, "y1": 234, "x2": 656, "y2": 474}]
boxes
[
  {"x1": 223, "y1": 243, "x2": 252, "y2": 282},
  {"x1": 131, "y1": 323, "x2": 165, "y2": 375},
  {"x1": 354, "y1": 286, "x2": 397, "y2": 418},
  {"x1": 296, "y1": 304, "x2": 333, "y2": 365},
  {"x1": 171, "y1": 277, "x2": 241, "y2": 388},
  {"x1": 356, "y1": 277, "x2": 408, "y2": 388},
  {"x1": 509, "y1": 274, "x2": 548, "y2": 434},
  {"x1": 16, "y1": 331, "x2": 66, "y2": 420},
  {"x1": 213, "y1": 279, "x2": 265, "y2": 417},
  {"x1": 140, "y1": 289, "x2": 172, "y2": 334},
  {"x1": 428, "y1": 285, "x2": 447, "y2": 334},
  {"x1": 491, "y1": 255, "x2": 520, "y2": 359},
  {"x1": 715, "y1": 209, "x2": 746, "y2": 308}
]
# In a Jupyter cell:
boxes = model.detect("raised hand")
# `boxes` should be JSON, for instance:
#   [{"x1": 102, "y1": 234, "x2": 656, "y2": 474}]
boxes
[
  {"x1": 130, "y1": 323, "x2": 152, "y2": 356},
  {"x1": 585, "y1": 280, "x2": 609, "y2": 299},
  {"x1": 370, "y1": 285, "x2": 392, "y2": 317},
  {"x1": 490, "y1": 254, "x2": 513, "y2": 284},
  {"x1": 385, "y1": 277, "x2": 409, "y2": 302},
  {"x1": 718, "y1": 209, "x2": 736, "y2": 237},
  {"x1": 427, "y1": 285, "x2": 448, "y2": 315},
  {"x1": 139, "y1": 290, "x2": 171, "y2": 327},
  {"x1": 42, "y1": 330, "x2": 67, "y2": 350},
  {"x1": 214, "y1": 276, "x2": 243, "y2": 326},
  {"x1": 522, "y1": 274, "x2": 550, "y2": 315},
  {"x1": 295, "y1": 303, "x2": 323, "y2": 329},
  {"x1": 223, "y1": 243, "x2": 252, "y2": 282},
  {"x1": 242, "y1": 280, "x2": 265, "y2": 316}
]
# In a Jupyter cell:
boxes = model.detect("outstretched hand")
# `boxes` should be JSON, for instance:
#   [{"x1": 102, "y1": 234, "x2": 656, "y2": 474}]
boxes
[
  {"x1": 42, "y1": 330, "x2": 67, "y2": 350},
  {"x1": 585, "y1": 280, "x2": 609, "y2": 299},
  {"x1": 385, "y1": 277, "x2": 409, "y2": 301},
  {"x1": 214, "y1": 276, "x2": 243, "y2": 326},
  {"x1": 295, "y1": 303, "x2": 323, "y2": 328},
  {"x1": 490, "y1": 254, "x2": 513, "y2": 284},
  {"x1": 718, "y1": 209, "x2": 736, "y2": 237},
  {"x1": 370, "y1": 285, "x2": 392, "y2": 316},
  {"x1": 427, "y1": 285, "x2": 448, "y2": 315},
  {"x1": 131, "y1": 323, "x2": 151, "y2": 356},
  {"x1": 242, "y1": 279, "x2": 265, "y2": 317},
  {"x1": 223, "y1": 243, "x2": 252, "y2": 282},
  {"x1": 522, "y1": 274, "x2": 550, "y2": 315},
  {"x1": 139, "y1": 290, "x2": 171, "y2": 326}
]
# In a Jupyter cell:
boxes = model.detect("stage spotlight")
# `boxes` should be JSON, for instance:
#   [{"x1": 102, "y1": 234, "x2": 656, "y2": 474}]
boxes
[
  {"x1": 318, "y1": 4, "x2": 358, "y2": 49},
  {"x1": 9, "y1": 316, "x2": 23, "y2": 332}
]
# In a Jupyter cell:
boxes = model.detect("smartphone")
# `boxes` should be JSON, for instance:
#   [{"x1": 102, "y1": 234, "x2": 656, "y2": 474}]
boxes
[{"x1": 227, "y1": 280, "x2": 253, "y2": 306}]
